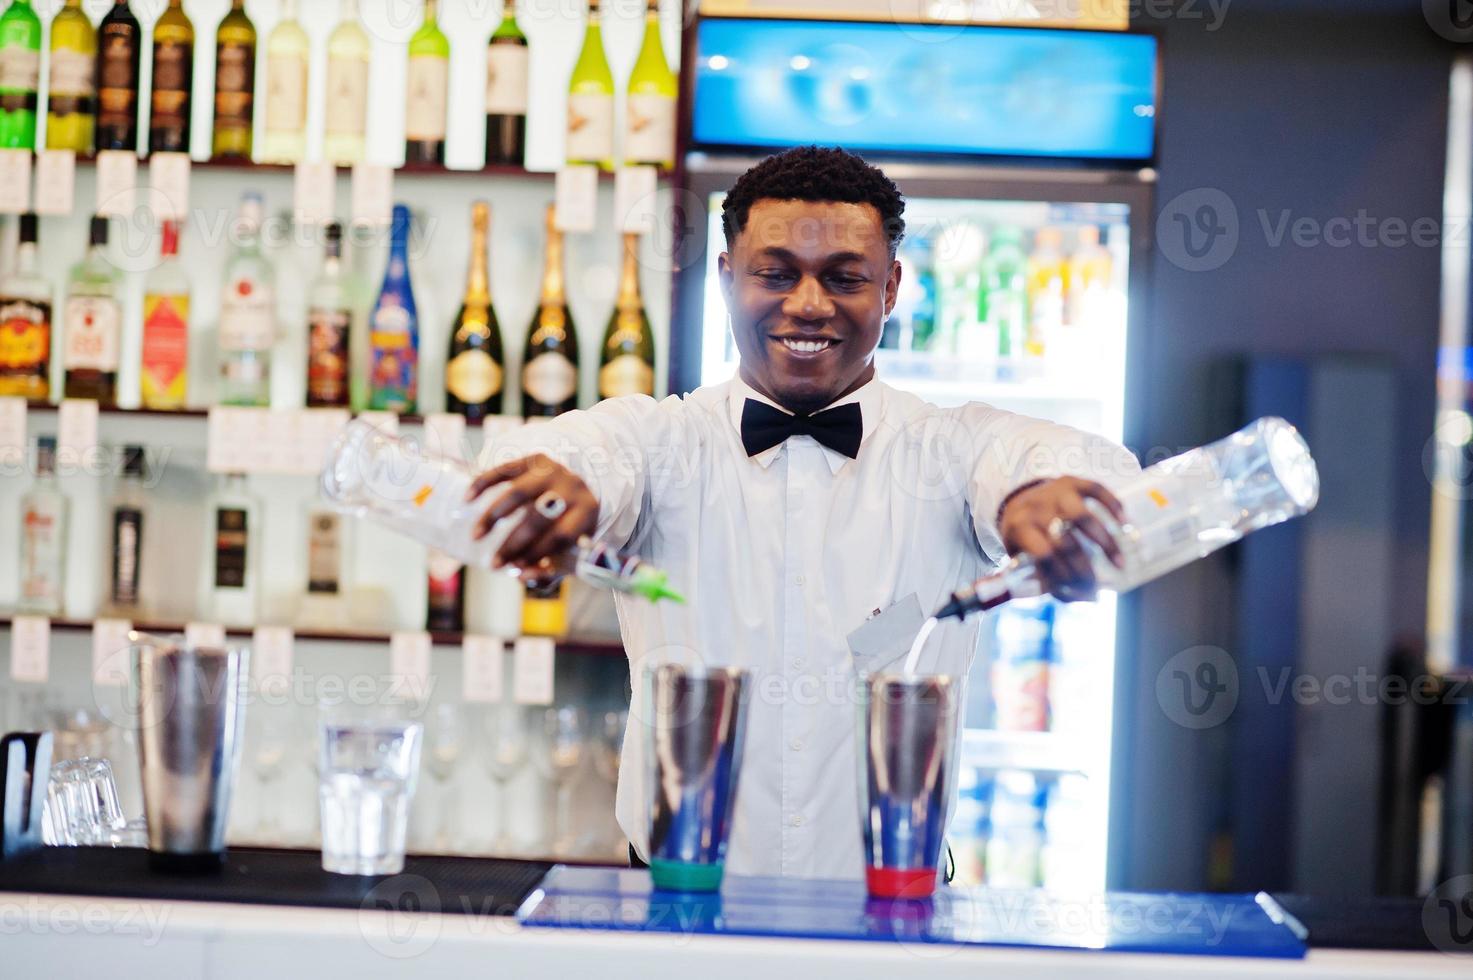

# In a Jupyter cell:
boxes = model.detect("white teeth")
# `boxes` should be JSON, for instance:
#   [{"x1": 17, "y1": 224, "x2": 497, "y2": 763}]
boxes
[{"x1": 781, "y1": 338, "x2": 831, "y2": 353}]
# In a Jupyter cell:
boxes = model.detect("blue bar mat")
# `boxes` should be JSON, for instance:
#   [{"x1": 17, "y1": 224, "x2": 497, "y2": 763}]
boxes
[{"x1": 517, "y1": 866, "x2": 1307, "y2": 959}]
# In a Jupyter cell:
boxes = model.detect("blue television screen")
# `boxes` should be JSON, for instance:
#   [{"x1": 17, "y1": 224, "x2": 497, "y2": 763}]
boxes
[{"x1": 691, "y1": 19, "x2": 1158, "y2": 161}]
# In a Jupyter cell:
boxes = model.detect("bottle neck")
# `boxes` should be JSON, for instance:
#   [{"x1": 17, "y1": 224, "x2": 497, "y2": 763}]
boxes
[
  {"x1": 423, "y1": 0, "x2": 438, "y2": 25},
  {"x1": 540, "y1": 226, "x2": 565, "y2": 305},
  {"x1": 16, "y1": 242, "x2": 37, "y2": 274},
  {"x1": 616, "y1": 234, "x2": 641, "y2": 311},
  {"x1": 340, "y1": 0, "x2": 358, "y2": 18},
  {"x1": 466, "y1": 209, "x2": 490, "y2": 305}
]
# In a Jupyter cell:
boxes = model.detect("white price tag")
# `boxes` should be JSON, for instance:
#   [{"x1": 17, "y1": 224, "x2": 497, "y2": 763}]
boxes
[
  {"x1": 350, "y1": 164, "x2": 393, "y2": 228},
  {"x1": 57, "y1": 398, "x2": 99, "y2": 461},
  {"x1": 614, "y1": 165, "x2": 658, "y2": 235},
  {"x1": 461, "y1": 634, "x2": 505, "y2": 703},
  {"x1": 356, "y1": 410, "x2": 398, "y2": 437},
  {"x1": 390, "y1": 630, "x2": 433, "y2": 702},
  {"x1": 34, "y1": 150, "x2": 76, "y2": 216},
  {"x1": 293, "y1": 161, "x2": 337, "y2": 228},
  {"x1": 554, "y1": 165, "x2": 598, "y2": 234},
  {"x1": 425, "y1": 412, "x2": 467, "y2": 461},
  {"x1": 207, "y1": 406, "x2": 274, "y2": 473},
  {"x1": 185, "y1": 622, "x2": 227, "y2": 650},
  {"x1": 10, "y1": 616, "x2": 51, "y2": 683},
  {"x1": 92, "y1": 618, "x2": 133, "y2": 688},
  {"x1": 294, "y1": 408, "x2": 351, "y2": 474},
  {"x1": 0, "y1": 395, "x2": 25, "y2": 459},
  {"x1": 512, "y1": 636, "x2": 555, "y2": 705},
  {"x1": 95, "y1": 150, "x2": 139, "y2": 218},
  {"x1": 0, "y1": 150, "x2": 32, "y2": 213},
  {"x1": 252, "y1": 626, "x2": 294, "y2": 694},
  {"x1": 149, "y1": 152, "x2": 191, "y2": 221}
]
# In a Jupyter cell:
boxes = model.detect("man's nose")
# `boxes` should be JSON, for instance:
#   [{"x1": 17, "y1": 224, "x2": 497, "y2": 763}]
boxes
[{"x1": 782, "y1": 275, "x2": 835, "y2": 321}]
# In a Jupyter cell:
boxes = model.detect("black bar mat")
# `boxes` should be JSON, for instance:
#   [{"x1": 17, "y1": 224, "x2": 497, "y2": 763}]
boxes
[
  {"x1": 1268, "y1": 893, "x2": 1472, "y2": 953},
  {"x1": 0, "y1": 847, "x2": 552, "y2": 917}
]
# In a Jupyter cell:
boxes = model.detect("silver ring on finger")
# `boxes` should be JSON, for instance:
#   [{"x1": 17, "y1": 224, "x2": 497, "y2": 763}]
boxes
[
  {"x1": 1047, "y1": 517, "x2": 1067, "y2": 540},
  {"x1": 534, "y1": 491, "x2": 568, "y2": 520}
]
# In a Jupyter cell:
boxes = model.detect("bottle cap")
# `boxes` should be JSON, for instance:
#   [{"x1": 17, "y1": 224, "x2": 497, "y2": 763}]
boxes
[
  {"x1": 159, "y1": 219, "x2": 180, "y2": 257},
  {"x1": 324, "y1": 221, "x2": 343, "y2": 258},
  {"x1": 627, "y1": 567, "x2": 685, "y2": 604},
  {"x1": 89, "y1": 215, "x2": 110, "y2": 246},
  {"x1": 121, "y1": 445, "x2": 147, "y2": 479},
  {"x1": 18, "y1": 212, "x2": 37, "y2": 244}
]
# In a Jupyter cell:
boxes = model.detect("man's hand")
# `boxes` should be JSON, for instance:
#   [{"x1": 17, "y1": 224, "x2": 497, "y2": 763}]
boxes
[
  {"x1": 998, "y1": 476, "x2": 1127, "y2": 602},
  {"x1": 466, "y1": 453, "x2": 599, "y2": 571}
]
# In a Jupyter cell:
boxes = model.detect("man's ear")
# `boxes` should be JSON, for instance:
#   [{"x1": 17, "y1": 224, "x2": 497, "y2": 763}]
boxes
[
  {"x1": 718, "y1": 251, "x2": 734, "y2": 304},
  {"x1": 883, "y1": 258, "x2": 902, "y2": 319}
]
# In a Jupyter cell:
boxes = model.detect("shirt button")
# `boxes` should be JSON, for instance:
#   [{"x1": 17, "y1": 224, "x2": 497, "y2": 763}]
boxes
[
  {"x1": 794, "y1": 574, "x2": 806, "y2": 586},
  {"x1": 791, "y1": 815, "x2": 804, "y2": 828},
  {"x1": 790, "y1": 739, "x2": 803, "y2": 751},
  {"x1": 793, "y1": 657, "x2": 805, "y2": 669}
]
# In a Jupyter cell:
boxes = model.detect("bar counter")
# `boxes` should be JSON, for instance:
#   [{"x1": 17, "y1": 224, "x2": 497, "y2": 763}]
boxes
[{"x1": 0, "y1": 849, "x2": 1467, "y2": 978}]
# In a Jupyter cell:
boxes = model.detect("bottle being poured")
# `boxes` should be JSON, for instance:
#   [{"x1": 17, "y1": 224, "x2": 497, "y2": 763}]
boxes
[
  {"x1": 319, "y1": 418, "x2": 683, "y2": 603},
  {"x1": 905, "y1": 417, "x2": 1319, "y2": 675}
]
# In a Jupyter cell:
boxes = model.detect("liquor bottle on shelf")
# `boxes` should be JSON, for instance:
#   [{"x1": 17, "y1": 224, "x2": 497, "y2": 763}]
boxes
[
  {"x1": 204, "y1": 472, "x2": 260, "y2": 627},
  {"x1": 218, "y1": 192, "x2": 276, "y2": 407},
  {"x1": 259, "y1": 0, "x2": 308, "y2": 164},
  {"x1": 565, "y1": 0, "x2": 614, "y2": 170},
  {"x1": 405, "y1": 0, "x2": 449, "y2": 166},
  {"x1": 212, "y1": 0, "x2": 256, "y2": 161},
  {"x1": 19, "y1": 436, "x2": 68, "y2": 616},
  {"x1": 307, "y1": 222, "x2": 352, "y2": 408},
  {"x1": 484, "y1": 6, "x2": 529, "y2": 167},
  {"x1": 624, "y1": 0, "x2": 676, "y2": 170},
  {"x1": 148, "y1": 0, "x2": 193, "y2": 155},
  {"x1": 323, "y1": 0, "x2": 369, "y2": 166},
  {"x1": 598, "y1": 233, "x2": 655, "y2": 399},
  {"x1": 299, "y1": 503, "x2": 349, "y2": 628},
  {"x1": 0, "y1": 0, "x2": 41, "y2": 150},
  {"x1": 62, "y1": 215, "x2": 122, "y2": 406},
  {"x1": 0, "y1": 213, "x2": 52, "y2": 402},
  {"x1": 140, "y1": 218, "x2": 190, "y2": 410},
  {"x1": 522, "y1": 204, "x2": 579, "y2": 418},
  {"x1": 47, "y1": 0, "x2": 95, "y2": 153},
  {"x1": 368, "y1": 204, "x2": 419, "y2": 413},
  {"x1": 105, "y1": 444, "x2": 148, "y2": 617},
  {"x1": 95, "y1": 0, "x2": 141, "y2": 152},
  {"x1": 445, "y1": 201, "x2": 503, "y2": 421},
  {"x1": 426, "y1": 549, "x2": 465, "y2": 633}
]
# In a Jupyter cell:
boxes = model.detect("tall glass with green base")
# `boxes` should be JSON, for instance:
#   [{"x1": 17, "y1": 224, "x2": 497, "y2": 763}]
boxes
[{"x1": 644, "y1": 663, "x2": 749, "y2": 892}]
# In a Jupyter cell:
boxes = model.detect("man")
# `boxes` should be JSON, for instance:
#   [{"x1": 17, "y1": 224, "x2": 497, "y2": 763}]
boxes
[{"x1": 470, "y1": 146, "x2": 1138, "y2": 880}]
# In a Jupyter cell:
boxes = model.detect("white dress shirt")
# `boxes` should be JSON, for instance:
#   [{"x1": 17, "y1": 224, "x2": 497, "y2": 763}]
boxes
[{"x1": 493, "y1": 375, "x2": 1138, "y2": 880}]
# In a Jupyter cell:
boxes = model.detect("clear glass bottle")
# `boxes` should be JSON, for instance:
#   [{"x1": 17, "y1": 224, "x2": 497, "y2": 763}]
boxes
[
  {"x1": 218, "y1": 192, "x2": 276, "y2": 407},
  {"x1": 935, "y1": 417, "x2": 1322, "y2": 620},
  {"x1": 0, "y1": 212, "x2": 52, "y2": 402},
  {"x1": 62, "y1": 215, "x2": 122, "y2": 406},
  {"x1": 140, "y1": 218, "x2": 190, "y2": 409},
  {"x1": 203, "y1": 472, "x2": 259, "y2": 627},
  {"x1": 259, "y1": 0, "x2": 308, "y2": 164},
  {"x1": 323, "y1": 0, "x2": 369, "y2": 166},
  {"x1": 307, "y1": 222, "x2": 351, "y2": 408},
  {"x1": 104, "y1": 444, "x2": 148, "y2": 617},
  {"x1": 19, "y1": 435, "x2": 68, "y2": 615}
]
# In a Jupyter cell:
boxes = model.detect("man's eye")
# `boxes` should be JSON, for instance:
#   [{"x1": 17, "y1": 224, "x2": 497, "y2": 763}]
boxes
[
  {"x1": 827, "y1": 274, "x2": 867, "y2": 289},
  {"x1": 754, "y1": 270, "x2": 794, "y2": 284}
]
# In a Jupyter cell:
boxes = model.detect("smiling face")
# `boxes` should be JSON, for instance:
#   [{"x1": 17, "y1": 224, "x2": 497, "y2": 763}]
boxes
[{"x1": 718, "y1": 199, "x2": 901, "y2": 416}]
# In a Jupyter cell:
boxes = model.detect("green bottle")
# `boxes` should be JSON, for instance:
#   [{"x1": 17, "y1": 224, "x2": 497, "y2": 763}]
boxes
[
  {"x1": 0, "y1": 0, "x2": 42, "y2": 149},
  {"x1": 565, "y1": 0, "x2": 613, "y2": 170},
  {"x1": 623, "y1": 0, "x2": 676, "y2": 169},
  {"x1": 47, "y1": 0, "x2": 94, "y2": 153},
  {"x1": 404, "y1": 0, "x2": 449, "y2": 166}
]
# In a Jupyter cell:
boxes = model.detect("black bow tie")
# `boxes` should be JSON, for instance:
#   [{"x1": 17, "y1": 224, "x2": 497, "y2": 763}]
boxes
[{"x1": 740, "y1": 399, "x2": 863, "y2": 459}]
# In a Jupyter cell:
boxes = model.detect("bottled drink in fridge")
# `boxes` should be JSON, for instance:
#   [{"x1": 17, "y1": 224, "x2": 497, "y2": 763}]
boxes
[
  {"x1": 934, "y1": 416, "x2": 1321, "y2": 621},
  {"x1": 623, "y1": 0, "x2": 676, "y2": 169},
  {"x1": 484, "y1": 10, "x2": 529, "y2": 166},
  {"x1": 212, "y1": 0, "x2": 256, "y2": 160},
  {"x1": 979, "y1": 226, "x2": 1026, "y2": 364},
  {"x1": 105, "y1": 444, "x2": 148, "y2": 616},
  {"x1": 307, "y1": 222, "x2": 352, "y2": 408},
  {"x1": 148, "y1": 0, "x2": 193, "y2": 154},
  {"x1": 140, "y1": 219, "x2": 190, "y2": 409},
  {"x1": 0, "y1": 213, "x2": 51, "y2": 401},
  {"x1": 320, "y1": 418, "x2": 683, "y2": 602},
  {"x1": 323, "y1": 0, "x2": 368, "y2": 166},
  {"x1": 95, "y1": 0, "x2": 141, "y2": 152},
  {"x1": 565, "y1": 0, "x2": 614, "y2": 170},
  {"x1": 368, "y1": 204, "x2": 419, "y2": 413},
  {"x1": 47, "y1": 0, "x2": 95, "y2": 154},
  {"x1": 597, "y1": 233, "x2": 655, "y2": 399},
  {"x1": 62, "y1": 216, "x2": 121, "y2": 406},
  {"x1": 445, "y1": 202, "x2": 504, "y2": 420},
  {"x1": 259, "y1": 0, "x2": 308, "y2": 164},
  {"x1": 1065, "y1": 225, "x2": 1112, "y2": 328},
  {"x1": 0, "y1": 0, "x2": 42, "y2": 150},
  {"x1": 1024, "y1": 227, "x2": 1066, "y2": 358},
  {"x1": 218, "y1": 193, "x2": 275, "y2": 406},
  {"x1": 404, "y1": 0, "x2": 449, "y2": 166},
  {"x1": 19, "y1": 435, "x2": 67, "y2": 615}
]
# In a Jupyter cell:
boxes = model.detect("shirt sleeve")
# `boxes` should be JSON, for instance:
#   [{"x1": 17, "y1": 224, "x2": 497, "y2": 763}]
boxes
[
  {"x1": 478, "y1": 393, "x2": 689, "y2": 551},
  {"x1": 954, "y1": 403, "x2": 1141, "y2": 564}
]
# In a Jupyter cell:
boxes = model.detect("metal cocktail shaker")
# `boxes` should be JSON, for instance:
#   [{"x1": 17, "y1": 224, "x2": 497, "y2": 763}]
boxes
[
  {"x1": 133, "y1": 635, "x2": 248, "y2": 872},
  {"x1": 858, "y1": 672, "x2": 961, "y2": 899},
  {"x1": 644, "y1": 663, "x2": 750, "y2": 892}
]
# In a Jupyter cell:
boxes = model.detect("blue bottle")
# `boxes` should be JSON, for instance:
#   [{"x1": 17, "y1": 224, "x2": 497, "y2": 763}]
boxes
[{"x1": 368, "y1": 204, "x2": 419, "y2": 413}]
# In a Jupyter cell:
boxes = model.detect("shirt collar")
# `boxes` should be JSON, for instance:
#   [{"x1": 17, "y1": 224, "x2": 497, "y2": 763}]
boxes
[{"x1": 728, "y1": 374, "x2": 884, "y2": 474}]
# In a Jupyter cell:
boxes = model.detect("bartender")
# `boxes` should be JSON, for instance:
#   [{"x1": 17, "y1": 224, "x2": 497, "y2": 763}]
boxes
[{"x1": 469, "y1": 146, "x2": 1139, "y2": 880}]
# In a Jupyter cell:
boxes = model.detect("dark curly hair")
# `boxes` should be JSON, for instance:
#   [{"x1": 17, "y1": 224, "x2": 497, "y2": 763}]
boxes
[{"x1": 721, "y1": 146, "x2": 906, "y2": 258}]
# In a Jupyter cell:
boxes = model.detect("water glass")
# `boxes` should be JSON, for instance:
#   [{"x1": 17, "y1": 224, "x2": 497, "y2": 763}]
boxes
[{"x1": 317, "y1": 708, "x2": 423, "y2": 876}]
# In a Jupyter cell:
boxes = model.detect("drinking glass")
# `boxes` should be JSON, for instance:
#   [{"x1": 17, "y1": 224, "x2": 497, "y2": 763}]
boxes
[
  {"x1": 593, "y1": 710, "x2": 626, "y2": 786},
  {"x1": 425, "y1": 701, "x2": 464, "y2": 851},
  {"x1": 481, "y1": 704, "x2": 529, "y2": 854},
  {"x1": 250, "y1": 707, "x2": 290, "y2": 840},
  {"x1": 542, "y1": 706, "x2": 585, "y2": 856},
  {"x1": 317, "y1": 705, "x2": 423, "y2": 875}
]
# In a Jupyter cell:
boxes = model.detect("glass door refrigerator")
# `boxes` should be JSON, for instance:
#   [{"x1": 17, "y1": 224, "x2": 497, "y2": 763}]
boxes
[{"x1": 670, "y1": 15, "x2": 1160, "y2": 893}]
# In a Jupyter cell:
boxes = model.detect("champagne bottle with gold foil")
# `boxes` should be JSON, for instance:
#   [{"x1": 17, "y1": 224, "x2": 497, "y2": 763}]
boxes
[
  {"x1": 95, "y1": 0, "x2": 141, "y2": 152},
  {"x1": 598, "y1": 233, "x2": 655, "y2": 399},
  {"x1": 445, "y1": 201, "x2": 504, "y2": 421},
  {"x1": 212, "y1": 0, "x2": 256, "y2": 160},
  {"x1": 149, "y1": 0, "x2": 192, "y2": 154},
  {"x1": 520, "y1": 204, "x2": 579, "y2": 418}
]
